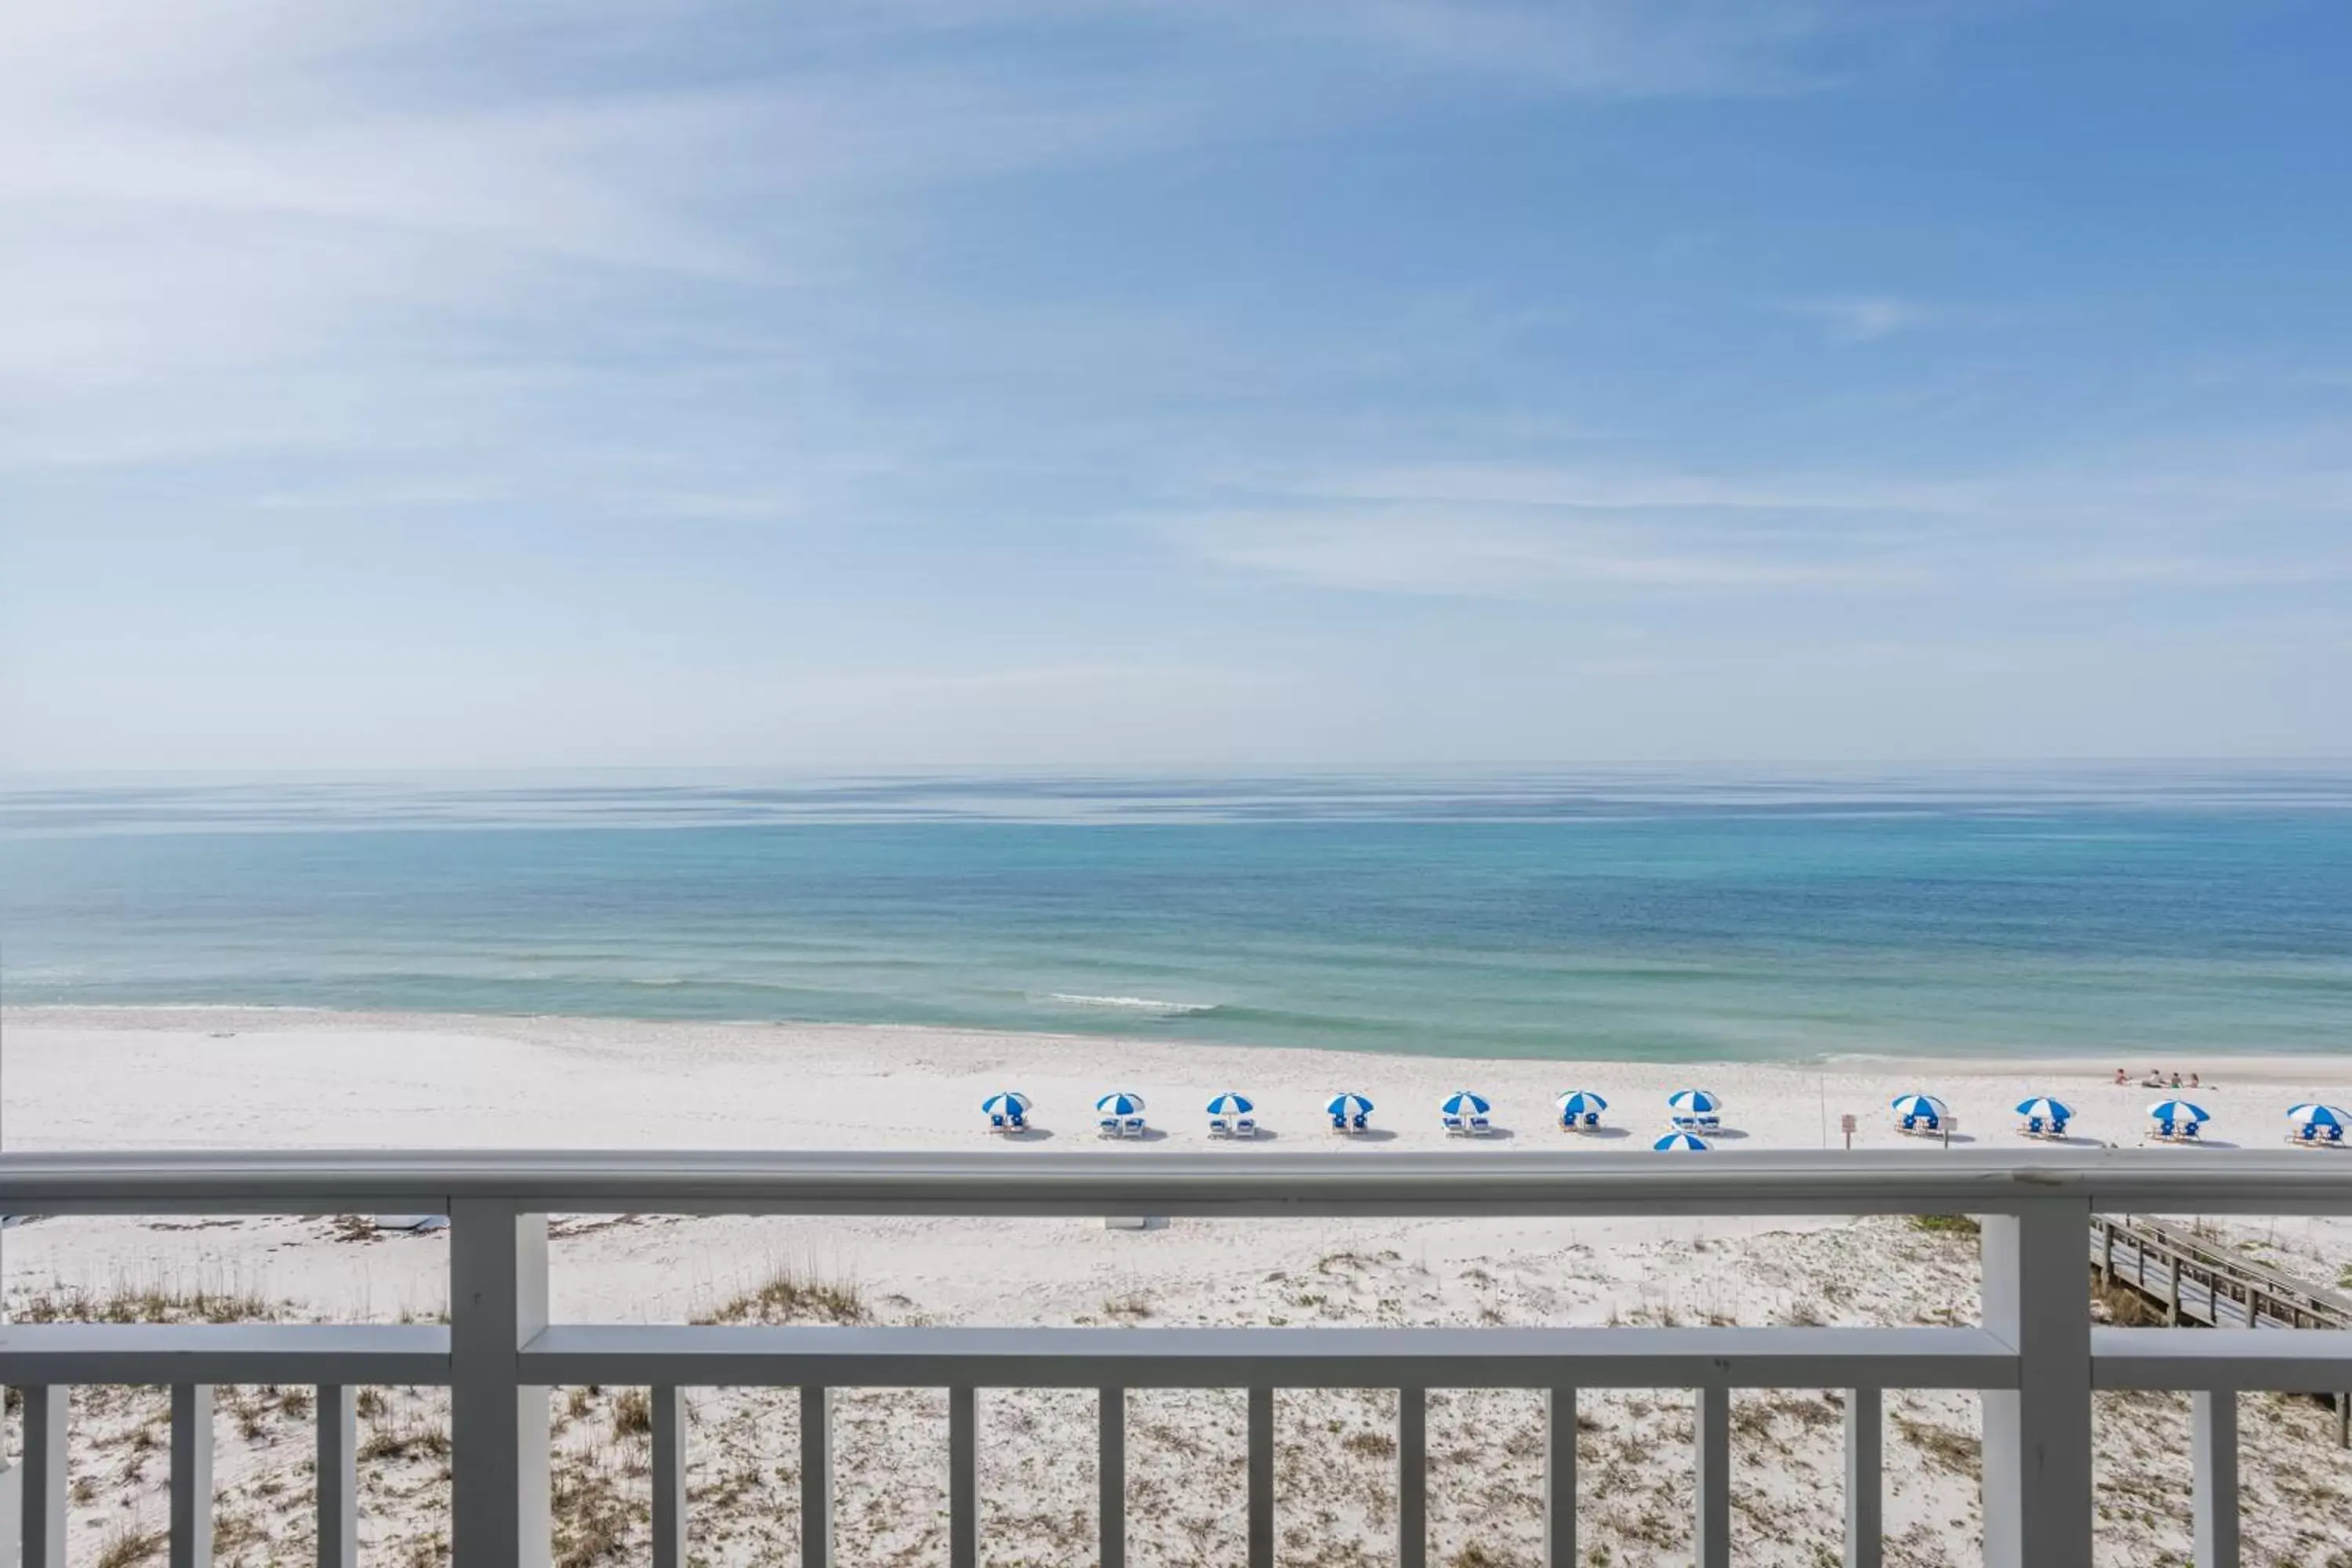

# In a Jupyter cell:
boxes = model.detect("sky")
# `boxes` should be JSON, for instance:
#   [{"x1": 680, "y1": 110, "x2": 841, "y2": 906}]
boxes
[{"x1": 2, "y1": 0, "x2": 2348, "y2": 771}]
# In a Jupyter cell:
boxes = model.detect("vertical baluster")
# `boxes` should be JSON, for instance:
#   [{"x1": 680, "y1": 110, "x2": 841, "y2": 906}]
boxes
[
  {"x1": 2168, "y1": 1258, "x2": 2183, "y2": 1326},
  {"x1": 1396, "y1": 1387, "x2": 1426, "y2": 1568},
  {"x1": 1843, "y1": 1388, "x2": 1882, "y2": 1568},
  {"x1": 651, "y1": 1387, "x2": 685, "y2": 1568},
  {"x1": 448, "y1": 1202, "x2": 550, "y2": 1568},
  {"x1": 949, "y1": 1386, "x2": 978, "y2": 1568},
  {"x1": 316, "y1": 1385, "x2": 358, "y2": 1568},
  {"x1": 1098, "y1": 1388, "x2": 1126, "y2": 1568},
  {"x1": 1980, "y1": 1200, "x2": 2095, "y2": 1568},
  {"x1": 800, "y1": 1387, "x2": 832, "y2": 1568},
  {"x1": 1694, "y1": 1386, "x2": 1730, "y2": 1568},
  {"x1": 20, "y1": 1385, "x2": 66, "y2": 1568},
  {"x1": 1247, "y1": 1387, "x2": 1274, "y2": 1568},
  {"x1": 1544, "y1": 1386, "x2": 1577, "y2": 1568},
  {"x1": 170, "y1": 1384, "x2": 214, "y2": 1568},
  {"x1": 2191, "y1": 1392, "x2": 2239, "y2": 1568}
]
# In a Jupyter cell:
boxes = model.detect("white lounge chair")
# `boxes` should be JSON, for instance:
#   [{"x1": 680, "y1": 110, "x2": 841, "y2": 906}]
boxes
[
  {"x1": 1234, "y1": 1115, "x2": 1258, "y2": 1138},
  {"x1": 1121, "y1": 1115, "x2": 1148, "y2": 1138},
  {"x1": 1441, "y1": 1112, "x2": 1468, "y2": 1137},
  {"x1": 1208, "y1": 1116, "x2": 1232, "y2": 1138}
]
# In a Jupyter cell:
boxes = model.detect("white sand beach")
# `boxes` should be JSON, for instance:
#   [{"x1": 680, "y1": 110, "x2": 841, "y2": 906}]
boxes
[{"x1": 6, "y1": 1007, "x2": 2352, "y2": 1566}]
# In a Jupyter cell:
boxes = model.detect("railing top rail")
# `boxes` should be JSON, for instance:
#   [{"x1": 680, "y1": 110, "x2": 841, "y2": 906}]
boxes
[{"x1": 5, "y1": 1148, "x2": 2352, "y2": 1216}]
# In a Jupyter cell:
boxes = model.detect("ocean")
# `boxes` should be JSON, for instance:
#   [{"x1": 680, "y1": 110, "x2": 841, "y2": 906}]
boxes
[{"x1": 3, "y1": 768, "x2": 2349, "y2": 1062}]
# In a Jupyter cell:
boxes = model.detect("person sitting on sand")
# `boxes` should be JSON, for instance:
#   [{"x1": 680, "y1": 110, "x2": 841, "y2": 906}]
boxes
[
  {"x1": 2114, "y1": 1069, "x2": 2128, "y2": 1085},
  {"x1": 2189, "y1": 1072, "x2": 2201, "y2": 1089},
  {"x1": 2170, "y1": 1070, "x2": 2183, "y2": 1089}
]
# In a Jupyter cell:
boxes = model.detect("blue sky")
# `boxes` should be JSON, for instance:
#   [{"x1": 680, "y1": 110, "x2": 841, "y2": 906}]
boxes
[{"x1": 2, "y1": 0, "x2": 2347, "y2": 770}]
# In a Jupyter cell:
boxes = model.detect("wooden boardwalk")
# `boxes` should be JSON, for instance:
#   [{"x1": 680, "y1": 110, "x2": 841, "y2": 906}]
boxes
[{"x1": 2093, "y1": 1214, "x2": 2352, "y2": 1444}]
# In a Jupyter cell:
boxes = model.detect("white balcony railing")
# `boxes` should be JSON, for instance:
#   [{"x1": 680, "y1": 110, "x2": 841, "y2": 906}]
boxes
[{"x1": 3, "y1": 1148, "x2": 2350, "y2": 1568}]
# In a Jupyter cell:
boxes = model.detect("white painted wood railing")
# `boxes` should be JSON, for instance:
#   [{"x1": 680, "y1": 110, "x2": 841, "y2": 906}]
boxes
[{"x1": 3, "y1": 1149, "x2": 2350, "y2": 1568}]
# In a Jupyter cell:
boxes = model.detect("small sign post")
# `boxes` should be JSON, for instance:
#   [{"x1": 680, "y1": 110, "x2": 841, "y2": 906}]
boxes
[{"x1": 1840, "y1": 1113, "x2": 1857, "y2": 1151}]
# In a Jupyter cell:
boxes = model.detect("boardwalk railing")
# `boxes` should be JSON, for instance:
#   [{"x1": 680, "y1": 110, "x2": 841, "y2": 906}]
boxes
[
  {"x1": 2096, "y1": 1213, "x2": 2352, "y2": 1330},
  {"x1": 4, "y1": 1149, "x2": 2352, "y2": 1568}
]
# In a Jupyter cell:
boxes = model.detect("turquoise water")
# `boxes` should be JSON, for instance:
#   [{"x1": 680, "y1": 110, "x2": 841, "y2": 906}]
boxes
[{"x1": 3, "y1": 768, "x2": 2350, "y2": 1061}]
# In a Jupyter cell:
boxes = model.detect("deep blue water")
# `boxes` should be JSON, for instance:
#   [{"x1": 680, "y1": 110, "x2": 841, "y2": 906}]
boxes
[{"x1": 4, "y1": 768, "x2": 2350, "y2": 1061}]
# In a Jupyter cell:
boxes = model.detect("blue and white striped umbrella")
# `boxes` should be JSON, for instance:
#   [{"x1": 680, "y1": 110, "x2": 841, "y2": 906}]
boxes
[
  {"x1": 2288, "y1": 1104, "x2": 2350, "y2": 1129},
  {"x1": 981, "y1": 1092, "x2": 1031, "y2": 1116},
  {"x1": 2015, "y1": 1096, "x2": 2074, "y2": 1122},
  {"x1": 2147, "y1": 1099, "x2": 2209, "y2": 1124},
  {"x1": 1889, "y1": 1094, "x2": 1948, "y2": 1122},
  {"x1": 1205, "y1": 1093, "x2": 1255, "y2": 1116},
  {"x1": 1667, "y1": 1088, "x2": 1721, "y2": 1115},
  {"x1": 1653, "y1": 1131, "x2": 1711, "y2": 1152},
  {"x1": 1439, "y1": 1090, "x2": 1492, "y2": 1117},
  {"x1": 1327, "y1": 1093, "x2": 1374, "y2": 1119},
  {"x1": 1555, "y1": 1091, "x2": 1608, "y2": 1117},
  {"x1": 1095, "y1": 1091, "x2": 1147, "y2": 1116}
]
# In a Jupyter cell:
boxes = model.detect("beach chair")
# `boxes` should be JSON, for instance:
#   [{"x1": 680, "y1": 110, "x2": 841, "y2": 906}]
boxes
[
  {"x1": 1208, "y1": 1116, "x2": 1232, "y2": 1138},
  {"x1": 1234, "y1": 1115, "x2": 1258, "y2": 1138},
  {"x1": 989, "y1": 1112, "x2": 1011, "y2": 1134},
  {"x1": 2019, "y1": 1115, "x2": 2066, "y2": 1138},
  {"x1": 1098, "y1": 1114, "x2": 1123, "y2": 1138},
  {"x1": 1007, "y1": 1110, "x2": 1027, "y2": 1133},
  {"x1": 1468, "y1": 1112, "x2": 1493, "y2": 1135},
  {"x1": 1122, "y1": 1115, "x2": 1148, "y2": 1138},
  {"x1": 1441, "y1": 1112, "x2": 1468, "y2": 1137},
  {"x1": 1352, "y1": 1112, "x2": 1370, "y2": 1134}
]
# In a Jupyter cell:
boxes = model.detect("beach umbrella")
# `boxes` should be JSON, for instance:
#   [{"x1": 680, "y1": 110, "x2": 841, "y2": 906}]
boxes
[
  {"x1": 1889, "y1": 1094, "x2": 1948, "y2": 1123},
  {"x1": 1204, "y1": 1093, "x2": 1255, "y2": 1116},
  {"x1": 1439, "y1": 1091, "x2": 1492, "y2": 1117},
  {"x1": 1667, "y1": 1089, "x2": 1722, "y2": 1116},
  {"x1": 981, "y1": 1092, "x2": 1031, "y2": 1117},
  {"x1": 1555, "y1": 1091, "x2": 1607, "y2": 1117},
  {"x1": 1094, "y1": 1091, "x2": 1147, "y2": 1117},
  {"x1": 1653, "y1": 1131, "x2": 1711, "y2": 1152},
  {"x1": 2147, "y1": 1100, "x2": 2209, "y2": 1125},
  {"x1": 2015, "y1": 1096, "x2": 2074, "y2": 1122},
  {"x1": 2288, "y1": 1104, "x2": 2350, "y2": 1129},
  {"x1": 1326, "y1": 1093, "x2": 1374, "y2": 1119}
]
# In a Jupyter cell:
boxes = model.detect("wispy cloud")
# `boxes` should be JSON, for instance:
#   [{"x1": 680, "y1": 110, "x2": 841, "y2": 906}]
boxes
[
  {"x1": 1182, "y1": 511, "x2": 1930, "y2": 593},
  {"x1": 1777, "y1": 295, "x2": 1938, "y2": 341},
  {"x1": 1167, "y1": 437, "x2": 2352, "y2": 601}
]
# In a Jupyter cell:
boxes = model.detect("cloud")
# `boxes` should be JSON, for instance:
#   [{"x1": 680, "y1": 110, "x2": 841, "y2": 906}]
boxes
[
  {"x1": 1166, "y1": 439, "x2": 2352, "y2": 601},
  {"x1": 1777, "y1": 295, "x2": 1937, "y2": 341},
  {"x1": 1179, "y1": 512, "x2": 1933, "y2": 596}
]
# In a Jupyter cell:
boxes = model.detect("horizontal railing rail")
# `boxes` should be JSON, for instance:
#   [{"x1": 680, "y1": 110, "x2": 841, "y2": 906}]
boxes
[
  {"x1": 6, "y1": 1145, "x2": 2352, "y2": 1214},
  {"x1": 2, "y1": 1149, "x2": 2349, "y2": 1568}
]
